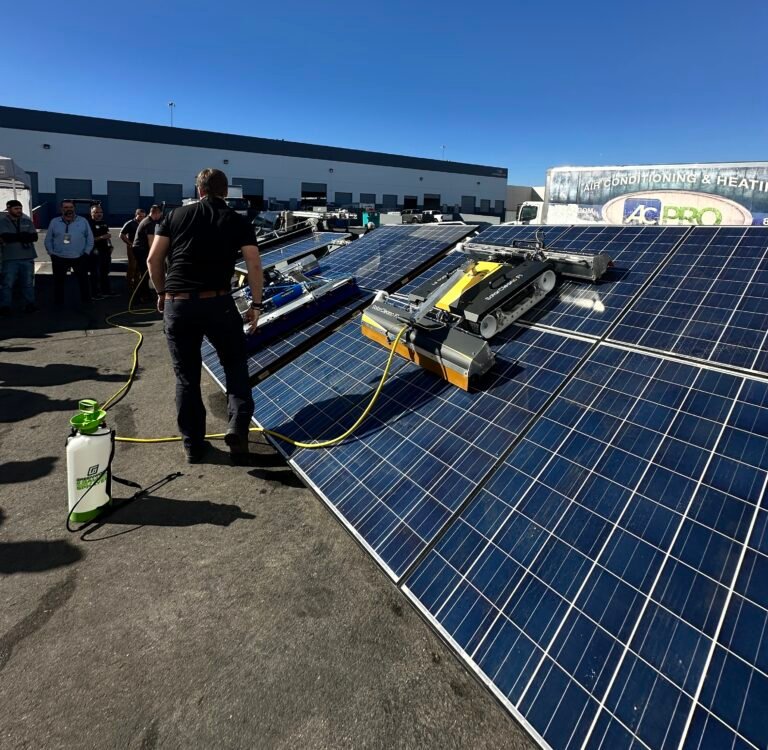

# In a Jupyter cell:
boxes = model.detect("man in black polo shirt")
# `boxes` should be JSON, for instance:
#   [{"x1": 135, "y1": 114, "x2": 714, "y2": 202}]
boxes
[
  {"x1": 120, "y1": 207, "x2": 146, "y2": 295},
  {"x1": 148, "y1": 169, "x2": 263, "y2": 464},
  {"x1": 87, "y1": 203, "x2": 116, "y2": 298},
  {"x1": 133, "y1": 204, "x2": 163, "y2": 302}
]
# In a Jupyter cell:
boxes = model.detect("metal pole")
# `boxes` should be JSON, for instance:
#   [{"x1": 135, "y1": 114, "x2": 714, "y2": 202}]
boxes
[{"x1": 168, "y1": 102, "x2": 175, "y2": 127}]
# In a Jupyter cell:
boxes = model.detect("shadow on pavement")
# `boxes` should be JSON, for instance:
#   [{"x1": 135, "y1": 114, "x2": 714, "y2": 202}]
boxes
[
  {"x1": 0, "y1": 457, "x2": 59, "y2": 484},
  {"x1": 0, "y1": 361, "x2": 125, "y2": 388},
  {"x1": 0, "y1": 388, "x2": 77, "y2": 422},
  {"x1": 0, "y1": 540, "x2": 84, "y2": 574},
  {"x1": 0, "y1": 508, "x2": 83, "y2": 575},
  {"x1": 248, "y1": 466, "x2": 305, "y2": 488},
  {"x1": 0, "y1": 570, "x2": 78, "y2": 671},
  {"x1": 80, "y1": 495, "x2": 256, "y2": 541}
]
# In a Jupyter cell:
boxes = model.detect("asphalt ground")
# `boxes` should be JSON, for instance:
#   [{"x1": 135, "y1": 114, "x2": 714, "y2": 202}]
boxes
[{"x1": 0, "y1": 263, "x2": 534, "y2": 749}]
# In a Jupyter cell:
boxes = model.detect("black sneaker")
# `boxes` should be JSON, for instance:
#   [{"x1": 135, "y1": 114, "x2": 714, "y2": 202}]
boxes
[
  {"x1": 92, "y1": 293, "x2": 104, "y2": 301},
  {"x1": 225, "y1": 431, "x2": 249, "y2": 464},
  {"x1": 23, "y1": 303, "x2": 39, "y2": 314},
  {"x1": 104, "y1": 292, "x2": 120, "y2": 298},
  {"x1": 184, "y1": 441, "x2": 210, "y2": 464}
]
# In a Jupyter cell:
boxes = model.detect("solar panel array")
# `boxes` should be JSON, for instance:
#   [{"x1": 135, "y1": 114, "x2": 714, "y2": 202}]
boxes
[
  {"x1": 609, "y1": 226, "x2": 768, "y2": 376},
  {"x1": 242, "y1": 223, "x2": 768, "y2": 750},
  {"x1": 466, "y1": 224, "x2": 571, "y2": 247},
  {"x1": 404, "y1": 345, "x2": 768, "y2": 750},
  {"x1": 235, "y1": 231, "x2": 350, "y2": 273},
  {"x1": 494, "y1": 225, "x2": 689, "y2": 337},
  {"x1": 251, "y1": 321, "x2": 591, "y2": 579}
]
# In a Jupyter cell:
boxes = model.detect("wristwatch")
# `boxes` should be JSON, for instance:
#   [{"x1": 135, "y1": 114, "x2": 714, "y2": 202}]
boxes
[{"x1": 249, "y1": 300, "x2": 265, "y2": 311}]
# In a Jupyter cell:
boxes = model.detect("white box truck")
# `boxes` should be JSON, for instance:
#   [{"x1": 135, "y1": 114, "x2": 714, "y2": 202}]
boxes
[{"x1": 514, "y1": 162, "x2": 768, "y2": 226}]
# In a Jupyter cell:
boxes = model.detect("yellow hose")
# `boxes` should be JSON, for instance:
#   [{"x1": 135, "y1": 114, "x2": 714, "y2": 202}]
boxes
[{"x1": 103, "y1": 272, "x2": 407, "y2": 449}]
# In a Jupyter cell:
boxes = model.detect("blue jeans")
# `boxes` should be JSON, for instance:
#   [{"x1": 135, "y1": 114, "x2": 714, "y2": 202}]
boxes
[{"x1": 0, "y1": 259, "x2": 35, "y2": 308}]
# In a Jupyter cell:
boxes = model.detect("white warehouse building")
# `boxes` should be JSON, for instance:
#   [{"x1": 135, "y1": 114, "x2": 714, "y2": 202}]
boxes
[{"x1": 0, "y1": 106, "x2": 508, "y2": 224}]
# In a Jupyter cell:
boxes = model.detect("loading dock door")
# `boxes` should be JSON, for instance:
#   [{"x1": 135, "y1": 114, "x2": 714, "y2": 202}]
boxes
[
  {"x1": 382, "y1": 194, "x2": 398, "y2": 209},
  {"x1": 423, "y1": 193, "x2": 441, "y2": 209},
  {"x1": 108, "y1": 181, "x2": 140, "y2": 219},
  {"x1": 461, "y1": 195, "x2": 476, "y2": 213},
  {"x1": 334, "y1": 192, "x2": 352, "y2": 206},
  {"x1": 153, "y1": 183, "x2": 183, "y2": 206},
  {"x1": 56, "y1": 178, "x2": 92, "y2": 210},
  {"x1": 232, "y1": 177, "x2": 264, "y2": 211},
  {"x1": 403, "y1": 195, "x2": 417, "y2": 209},
  {"x1": 301, "y1": 182, "x2": 327, "y2": 209}
]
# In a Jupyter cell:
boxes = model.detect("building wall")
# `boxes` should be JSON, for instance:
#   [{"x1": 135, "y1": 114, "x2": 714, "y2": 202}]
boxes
[{"x1": 0, "y1": 109, "x2": 508, "y2": 223}]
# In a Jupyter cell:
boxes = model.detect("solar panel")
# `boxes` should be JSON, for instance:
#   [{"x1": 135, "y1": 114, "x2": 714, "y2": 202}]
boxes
[
  {"x1": 510, "y1": 225, "x2": 691, "y2": 337},
  {"x1": 250, "y1": 320, "x2": 591, "y2": 579},
  {"x1": 204, "y1": 225, "x2": 477, "y2": 385},
  {"x1": 610, "y1": 226, "x2": 768, "y2": 376},
  {"x1": 404, "y1": 344, "x2": 768, "y2": 750},
  {"x1": 470, "y1": 224, "x2": 571, "y2": 247},
  {"x1": 235, "y1": 231, "x2": 350, "y2": 274},
  {"x1": 320, "y1": 224, "x2": 477, "y2": 292}
]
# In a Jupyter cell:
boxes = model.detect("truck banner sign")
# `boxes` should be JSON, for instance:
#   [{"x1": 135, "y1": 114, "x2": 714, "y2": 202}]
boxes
[{"x1": 545, "y1": 163, "x2": 768, "y2": 226}]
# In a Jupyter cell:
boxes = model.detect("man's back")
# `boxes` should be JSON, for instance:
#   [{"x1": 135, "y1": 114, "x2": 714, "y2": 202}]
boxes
[
  {"x1": 133, "y1": 216, "x2": 159, "y2": 250},
  {"x1": 159, "y1": 197, "x2": 254, "y2": 294},
  {"x1": 120, "y1": 218, "x2": 139, "y2": 243}
]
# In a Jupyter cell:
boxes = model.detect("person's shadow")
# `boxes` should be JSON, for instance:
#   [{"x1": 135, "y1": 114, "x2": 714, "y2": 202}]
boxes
[
  {"x1": 0, "y1": 509, "x2": 83, "y2": 575},
  {"x1": 0, "y1": 361, "x2": 125, "y2": 388},
  {"x1": 80, "y1": 492, "x2": 256, "y2": 541},
  {"x1": 0, "y1": 388, "x2": 78, "y2": 422}
]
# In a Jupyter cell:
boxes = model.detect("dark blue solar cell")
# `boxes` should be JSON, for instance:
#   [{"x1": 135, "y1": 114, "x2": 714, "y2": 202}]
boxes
[
  {"x1": 605, "y1": 653, "x2": 692, "y2": 749},
  {"x1": 610, "y1": 226, "x2": 768, "y2": 376},
  {"x1": 698, "y1": 647, "x2": 768, "y2": 750},
  {"x1": 405, "y1": 347, "x2": 768, "y2": 749},
  {"x1": 681, "y1": 706, "x2": 755, "y2": 750},
  {"x1": 720, "y1": 594, "x2": 768, "y2": 676}
]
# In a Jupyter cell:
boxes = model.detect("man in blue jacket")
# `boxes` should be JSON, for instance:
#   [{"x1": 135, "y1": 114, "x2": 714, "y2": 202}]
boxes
[
  {"x1": 0, "y1": 200, "x2": 38, "y2": 315},
  {"x1": 44, "y1": 200, "x2": 94, "y2": 305}
]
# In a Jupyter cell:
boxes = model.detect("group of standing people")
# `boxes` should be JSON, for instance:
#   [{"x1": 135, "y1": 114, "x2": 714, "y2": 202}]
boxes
[
  {"x1": 0, "y1": 199, "x2": 168, "y2": 312},
  {"x1": 3, "y1": 169, "x2": 262, "y2": 466}
]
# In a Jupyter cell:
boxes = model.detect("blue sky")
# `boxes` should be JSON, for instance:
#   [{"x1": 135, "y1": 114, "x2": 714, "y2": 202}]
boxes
[{"x1": 5, "y1": 0, "x2": 765, "y2": 185}]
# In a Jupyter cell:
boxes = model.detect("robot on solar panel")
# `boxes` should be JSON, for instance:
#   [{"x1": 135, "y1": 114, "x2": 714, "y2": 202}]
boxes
[{"x1": 361, "y1": 235, "x2": 613, "y2": 390}]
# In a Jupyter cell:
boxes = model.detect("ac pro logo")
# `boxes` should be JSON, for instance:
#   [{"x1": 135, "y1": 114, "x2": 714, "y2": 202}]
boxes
[
  {"x1": 623, "y1": 198, "x2": 661, "y2": 224},
  {"x1": 603, "y1": 191, "x2": 753, "y2": 226},
  {"x1": 87, "y1": 464, "x2": 99, "y2": 476},
  {"x1": 623, "y1": 198, "x2": 721, "y2": 225}
]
